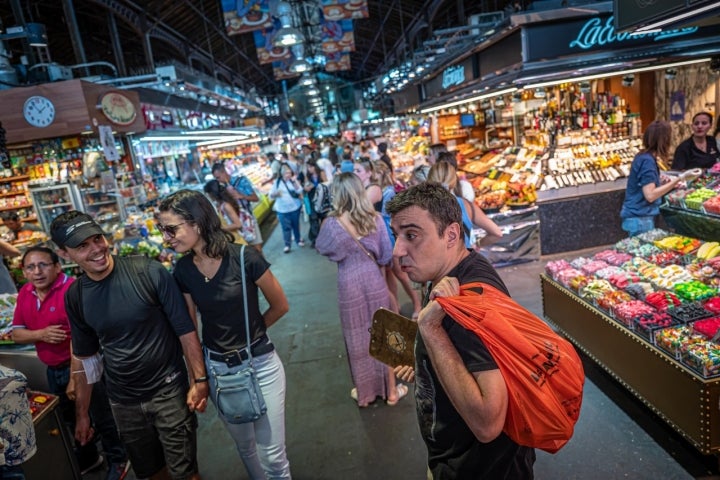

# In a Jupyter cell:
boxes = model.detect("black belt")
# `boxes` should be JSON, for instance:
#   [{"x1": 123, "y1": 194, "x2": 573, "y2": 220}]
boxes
[
  {"x1": 47, "y1": 360, "x2": 71, "y2": 370},
  {"x1": 206, "y1": 335, "x2": 273, "y2": 366}
]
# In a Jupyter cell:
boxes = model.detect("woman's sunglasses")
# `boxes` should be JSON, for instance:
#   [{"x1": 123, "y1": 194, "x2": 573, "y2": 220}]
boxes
[{"x1": 156, "y1": 222, "x2": 186, "y2": 238}]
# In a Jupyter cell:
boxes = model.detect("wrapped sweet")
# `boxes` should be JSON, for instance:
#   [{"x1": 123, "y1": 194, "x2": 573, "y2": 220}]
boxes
[
  {"x1": 593, "y1": 250, "x2": 633, "y2": 266},
  {"x1": 637, "y1": 228, "x2": 673, "y2": 243},
  {"x1": 581, "y1": 260, "x2": 610, "y2": 276},
  {"x1": 691, "y1": 317, "x2": 720, "y2": 340},
  {"x1": 634, "y1": 312, "x2": 678, "y2": 342},
  {"x1": 648, "y1": 265, "x2": 694, "y2": 289},
  {"x1": 674, "y1": 280, "x2": 718, "y2": 302},
  {"x1": 556, "y1": 268, "x2": 584, "y2": 287},
  {"x1": 594, "y1": 266, "x2": 624, "y2": 280},
  {"x1": 654, "y1": 235, "x2": 702, "y2": 254},
  {"x1": 568, "y1": 275, "x2": 590, "y2": 292},
  {"x1": 615, "y1": 237, "x2": 643, "y2": 253},
  {"x1": 655, "y1": 325, "x2": 707, "y2": 359},
  {"x1": 580, "y1": 279, "x2": 615, "y2": 300},
  {"x1": 545, "y1": 260, "x2": 572, "y2": 279},
  {"x1": 624, "y1": 282, "x2": 655, "y2": 300},
  {"x1": 597, "y1": 290, "x2": 633, "y2": 312},
  {"x1": 684, "y1": 342, "x2": 720, "y2": 377},
  {"x1": 634, "y1": 243, "x2": 662, "y2": 257},
  {"x1": 607, "y1": 271, "x2": 642, "y2": 290},
  {"x1": 613, "y1": 300, "x2": 656, "y2": 326},
  {"x1": 570, "y1": 257, "x2": 591, "y2": 270},
  {"x1": 644, "y1": 291, "x2": 681, "y2": 312},
  {"x1": 647, "y1": 251, "x2": 683, "y2": 266},
  {"x1": 704, "y1": 297, "x2": 720, "y2": 314},
  {"x1": 667, "y1": 302, "x2": 713, "y2": 323}
]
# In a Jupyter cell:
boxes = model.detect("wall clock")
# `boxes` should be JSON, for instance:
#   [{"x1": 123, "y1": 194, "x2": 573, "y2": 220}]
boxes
[{"x1": 23, "y1": 96, "x2": 56, "y2": 128}]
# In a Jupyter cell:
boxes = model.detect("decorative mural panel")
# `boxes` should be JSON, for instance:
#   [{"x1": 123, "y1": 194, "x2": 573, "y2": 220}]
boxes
[
  {"x1": 254, "y1": 25, "x2": 292, "y2": 64},
  {"x1": 321, "y1": 0, "x2": 369, "y2": 21},
  {"x1": 325, "y1": 52, "x2": 351, "y2": 72},
  {"x1": 222, "y1": 0, "x2": 273, "y2": 35},
  {"x1": 320, "y1": 20, "x2": 355, "y2": 54}
]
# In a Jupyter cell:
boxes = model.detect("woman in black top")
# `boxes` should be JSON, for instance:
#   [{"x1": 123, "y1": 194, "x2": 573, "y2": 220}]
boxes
[
  {"x1": 158, "y1": 190, "x2": 292, "y2": 480},
  {"x1": 672, "y1": 112, "x2": 720, "y2": 170}
]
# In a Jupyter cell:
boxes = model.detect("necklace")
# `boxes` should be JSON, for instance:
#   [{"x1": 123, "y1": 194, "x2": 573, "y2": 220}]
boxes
[{"x1": 204, "y1": 276, "x2": 210, "y2": 283}]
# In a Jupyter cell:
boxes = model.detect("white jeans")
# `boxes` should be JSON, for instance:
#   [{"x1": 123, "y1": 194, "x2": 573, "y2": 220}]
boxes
[{"x1": 206, "y1": 350, "x2": 291, "y2": 480}]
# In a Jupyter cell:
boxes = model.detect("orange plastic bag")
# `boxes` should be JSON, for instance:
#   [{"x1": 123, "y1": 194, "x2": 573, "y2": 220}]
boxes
[{"x1": 435, "y1": 282, "x2": 584, "y2": 453}]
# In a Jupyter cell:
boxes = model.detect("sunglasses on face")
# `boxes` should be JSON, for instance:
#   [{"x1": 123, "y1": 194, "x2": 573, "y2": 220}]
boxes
[{"x1": 157, "y1": 222, "x2": 187, "y2": 238}]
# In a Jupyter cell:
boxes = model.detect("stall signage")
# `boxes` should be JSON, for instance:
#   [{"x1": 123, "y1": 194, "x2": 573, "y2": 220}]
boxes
[
  {"x1": 424, "y1": 57, "x2": 475, "y2": 98},
  {"x1": 442, "y1": 65, "x2": 465, "y2": 90},
  {"x1": 100, "y1": 92, "x2": 137, "y2": 126},
  {"x1": 569, "y1": 16, "x2": 697, "y2": 50},
  {"x1": 525, "y1": 14, "x2": 708, "y2": 62}
]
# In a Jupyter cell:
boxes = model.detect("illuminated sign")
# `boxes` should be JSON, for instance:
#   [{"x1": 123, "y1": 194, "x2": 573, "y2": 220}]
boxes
[
  {"x1": 569, "y1": 16, "x2": 698, "y2": 50},
  {"x1": 442, "y1": 65, "x2": 465, "y2": 89}
]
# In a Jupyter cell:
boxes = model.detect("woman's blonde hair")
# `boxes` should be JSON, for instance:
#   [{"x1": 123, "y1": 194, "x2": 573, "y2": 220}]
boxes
[
  {"x1": 427, "y1": 161, "x2": 461, "y2": 196},
  {"x1": 330, "y1": 172, "x2": 377, "y2": 236},
  {"x1": 375, "y1": 161, "x2": 394, "y2": 189}
]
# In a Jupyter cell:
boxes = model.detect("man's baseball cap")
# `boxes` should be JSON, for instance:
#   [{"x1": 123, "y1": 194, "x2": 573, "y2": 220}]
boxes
[{"x1": 51, "y1": 213, "x2": 106, "y2": 248}]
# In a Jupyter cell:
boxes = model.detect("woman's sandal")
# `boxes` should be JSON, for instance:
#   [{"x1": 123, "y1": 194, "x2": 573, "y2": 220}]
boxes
[{"x1": 386, "y1": 384, "x2": 409, "y2": 406}]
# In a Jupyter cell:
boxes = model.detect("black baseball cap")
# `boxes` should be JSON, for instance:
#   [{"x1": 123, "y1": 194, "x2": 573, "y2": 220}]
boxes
[{"x1": 51, "y1": 213, "x2": 106, "y2": 248}]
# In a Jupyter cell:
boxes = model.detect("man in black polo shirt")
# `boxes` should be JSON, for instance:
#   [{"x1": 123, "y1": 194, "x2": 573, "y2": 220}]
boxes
[
  {"x1": 50, "y1": 211, "x2": 208, "y2": 480},
  {"x1": 386, "y1": 183, "x2": 535, "y2": 479}
]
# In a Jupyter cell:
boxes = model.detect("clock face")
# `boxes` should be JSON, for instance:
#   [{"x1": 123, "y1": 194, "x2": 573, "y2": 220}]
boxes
[{"x1": 23, "y1": 96, "x2": 56, "y2": 128}]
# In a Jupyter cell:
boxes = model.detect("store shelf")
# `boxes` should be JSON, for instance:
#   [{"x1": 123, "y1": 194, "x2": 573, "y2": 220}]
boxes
[
  {"x1": 0, "y1": 204, "x2": 33, "y2": 212},
  {"x1": 541, "y1": 274, "x2": 720, "y2": 454},
  {"x1": 0, "y1": 192, "x2": 28, "y2": 199},
  {"x1": 0, "y1": 175, "x2": 30, "y2": 183},
  {"x1": 38, "y1": 202, "x2": 72, "y2": 210},
  {"x1": 85, "y1": 200, "x2": 118, "y2": 207}
]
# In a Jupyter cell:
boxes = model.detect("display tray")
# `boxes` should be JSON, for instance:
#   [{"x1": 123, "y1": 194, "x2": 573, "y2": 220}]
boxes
[{"x1": 542, "y1": 274, "x2": 720, "y2": 454}]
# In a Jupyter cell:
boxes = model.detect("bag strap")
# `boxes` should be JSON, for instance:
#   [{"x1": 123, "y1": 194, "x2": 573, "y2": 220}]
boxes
[
  {"x1": 240, "y1": 245, "x2": 253, "y2": 361},
  {"x1": 337, "y1": 217, "x2": 377, "y2": 263}
]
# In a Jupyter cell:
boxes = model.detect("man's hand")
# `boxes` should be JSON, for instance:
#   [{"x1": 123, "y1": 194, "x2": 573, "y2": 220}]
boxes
[
  {"x1": 75, "y1": 413, "x2": 95, "y2": 446},
  {"x1": 394, "y1": 365, "x2": 415, "y2": 383},
  {"x1": 418, "y1": 277, "x2": 460, "y2": 333},
  {"x1": 186, "y1": 383, "x2": 209, "y2": 413},
  {"x1": 66, "y1": 375, "x2": 76, "y2": 401},
  {"x1": 41, "y1": 325, "x2": 67, "y2": 344}
]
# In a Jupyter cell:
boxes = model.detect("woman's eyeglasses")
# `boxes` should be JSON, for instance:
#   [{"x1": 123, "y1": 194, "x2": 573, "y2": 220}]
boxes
[
  {"x1": 23, "y1": 262, "x2": 53, "y2": 273},
  {"x1": 156, "y1": 222, "x2": 187, "y2": 238}
]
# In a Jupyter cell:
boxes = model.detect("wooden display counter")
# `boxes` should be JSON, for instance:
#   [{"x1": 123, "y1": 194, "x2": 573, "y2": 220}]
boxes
[{"x1": 541, "y1": 274, "x2": 720, "y2": 454}]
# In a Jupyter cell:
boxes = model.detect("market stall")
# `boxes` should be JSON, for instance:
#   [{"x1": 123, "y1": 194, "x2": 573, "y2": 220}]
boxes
[{"x1": 541, "y1": 230, "x2": 720, "y2": 454}]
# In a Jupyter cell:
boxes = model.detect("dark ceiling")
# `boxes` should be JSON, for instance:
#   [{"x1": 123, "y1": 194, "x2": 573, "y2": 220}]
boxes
[{"x1": 0, "y1": 0, "x2": 514, "y2": 99}]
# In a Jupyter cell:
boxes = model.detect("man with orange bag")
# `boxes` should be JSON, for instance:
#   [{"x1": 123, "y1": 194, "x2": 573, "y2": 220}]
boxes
[{"x1": 386, "y1": 182, "x2": 535, "y2": 479}]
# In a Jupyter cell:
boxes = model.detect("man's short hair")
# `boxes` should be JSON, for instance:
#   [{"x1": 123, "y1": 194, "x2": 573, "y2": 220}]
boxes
[
  {"x1": 211, "y1": 163, "x2": 226, "y2": 175},
  {"x1": 21, "y1": 246, "x2": 60, "y2": 266},
  {"x1": 2, "y1": 212, "x2": 19, "y2": 223},
  {"x1": 385, "y1": 182, "x2": 462, "y2": 237},
  {"x1": 50, "y1": 211, "x2": 106, "y2": 249}
]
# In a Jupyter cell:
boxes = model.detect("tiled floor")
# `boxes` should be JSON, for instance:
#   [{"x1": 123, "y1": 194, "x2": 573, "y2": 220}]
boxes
[{"x1": 85, "y1": 223, "x2": 720, "y2": 480}]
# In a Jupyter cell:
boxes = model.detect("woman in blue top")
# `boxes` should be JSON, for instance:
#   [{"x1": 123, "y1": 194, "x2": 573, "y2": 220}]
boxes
[{"x1": 621, "y1": 120, "x2": 699, "y2": 236}]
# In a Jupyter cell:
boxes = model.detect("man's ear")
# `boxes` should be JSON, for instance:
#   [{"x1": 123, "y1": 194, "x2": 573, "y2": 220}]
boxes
[
  {"x1": 445, "y1": 222, "x2": 463, "y2": 248},
  {"x1": 55, "y1": 248, "x2": 70, "y2": 261}
]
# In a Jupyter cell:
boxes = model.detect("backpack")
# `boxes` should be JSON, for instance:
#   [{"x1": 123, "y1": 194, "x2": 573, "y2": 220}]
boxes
[{"x1": 313, "y1": 183, "x2": 333, "y2": 215}]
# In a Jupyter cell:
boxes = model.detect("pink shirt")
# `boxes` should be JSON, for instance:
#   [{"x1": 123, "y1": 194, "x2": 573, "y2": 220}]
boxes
[{"x1": 12, "y1": 273, "x2": 74, "y2": 367}]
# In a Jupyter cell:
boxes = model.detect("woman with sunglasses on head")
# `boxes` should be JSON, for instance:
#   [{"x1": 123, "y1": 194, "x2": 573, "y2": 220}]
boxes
[
  {"x1": 672, "y1": 112, "x2": 720, "y2": 170},
  {"x1": 157, "y1": 190, "x2": 292, "y2": 480}
]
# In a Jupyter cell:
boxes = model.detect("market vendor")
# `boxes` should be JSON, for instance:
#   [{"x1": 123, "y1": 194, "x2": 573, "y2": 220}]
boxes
[
  {"x1": 671, "y1": 112, "x2": 720, "y2": 170},
  {"x1": 2, "y1": 213, "x2": 43, "y2": 242}
]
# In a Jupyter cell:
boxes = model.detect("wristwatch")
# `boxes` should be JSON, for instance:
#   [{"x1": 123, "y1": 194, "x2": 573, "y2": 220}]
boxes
[{"x1": 194, "y1": 376, "x2": 208, "y2": 383}]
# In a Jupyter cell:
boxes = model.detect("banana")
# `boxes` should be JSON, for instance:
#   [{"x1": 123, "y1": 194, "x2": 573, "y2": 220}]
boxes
[
  {"x1": 698, "y1": 242, "x2": 718, "y2": 258},
  {"x1": 706, "y1": 245, "x2": 720, "y2": 260}
]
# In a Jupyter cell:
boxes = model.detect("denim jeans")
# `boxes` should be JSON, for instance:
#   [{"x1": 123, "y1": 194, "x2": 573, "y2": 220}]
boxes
[
  {"x1": 621, "y1": 216, "x2": 655, "y2": 237},
  {"x1": 46, "y1": 365, "x2": 127, "y2": 466},
  {"x1": 276, "y1": 208, "x2": 302, "y2": 248},
  {"x1": 206, "y1": 350, "x2": 291, "y2": 480}
]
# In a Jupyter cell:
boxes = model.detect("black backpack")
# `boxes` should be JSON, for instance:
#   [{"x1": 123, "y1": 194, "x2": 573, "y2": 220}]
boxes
[{"x1": 313, "y1": 183, "x2": 333, "y2": 215}]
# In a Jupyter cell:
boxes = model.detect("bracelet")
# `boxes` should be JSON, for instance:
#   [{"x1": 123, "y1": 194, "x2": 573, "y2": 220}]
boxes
[{"x1": 194, "y1": 376, "x2": 208, "y2": 383}]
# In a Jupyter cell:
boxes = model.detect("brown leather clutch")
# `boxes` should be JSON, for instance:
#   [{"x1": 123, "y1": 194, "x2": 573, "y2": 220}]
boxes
[{"x1": 369, "y1": 308, "x2": 418, "y2": 367}]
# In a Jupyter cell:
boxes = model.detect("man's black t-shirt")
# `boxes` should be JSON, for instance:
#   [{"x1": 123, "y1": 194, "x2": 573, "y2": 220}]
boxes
[
  {"x1": 66, "y1": 257, "x2": 196, "y2": 403},
  {"x1": 416, "y1": 250, "x2": 535, "y2": 479},
  {"x1": 173, "y1": 244, "x2": 272, "y2": 353}
]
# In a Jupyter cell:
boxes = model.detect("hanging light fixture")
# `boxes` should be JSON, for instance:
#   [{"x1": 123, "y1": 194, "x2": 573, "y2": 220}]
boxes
[
  {"x1": 299, "y1": 74, "x2": 315, "y2": 86},
  {"x1": 290, "y1": 58, "x2": 311, "y2": 73},
  {"x1": 307, "y1": 86, "x2": 320, "y2": 96},
  {"x1": 273, "y1": 0, "x2": 304, "y2": 47}
]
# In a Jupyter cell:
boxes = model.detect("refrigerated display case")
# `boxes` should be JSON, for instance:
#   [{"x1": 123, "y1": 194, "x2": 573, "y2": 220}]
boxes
[{"x1": 28, "y1": 183, "x2": 82, "y2": 232}]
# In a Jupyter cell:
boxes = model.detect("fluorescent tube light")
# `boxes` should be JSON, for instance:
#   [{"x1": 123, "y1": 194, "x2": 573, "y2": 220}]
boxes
[{"x1": 420, "y1": 87, "x2": 518, "y2": 114}]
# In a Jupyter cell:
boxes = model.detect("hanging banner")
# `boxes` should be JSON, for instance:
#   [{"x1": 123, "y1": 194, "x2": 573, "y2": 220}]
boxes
[
  {"x1": 320, "y1": 20, "x2": 355, "y2": 54},
  {"x1": 253, "y1": 24, "x2": 292, "y2": 64},
  {"x1": 669, "y1": 91, "x2": 685, "y2": 122},
  {"x1": 98, "y1": 125, "x2": 120, "y2": 162},
  {"x1": 321, "y1": 0, "x2": 369, "y2": 21},
  {"x1": 325, "y1": 52, "x2": 351, "y2": 72},
  {"x1": 222, "y1": 0, "x2": 273, "y2": 35}
]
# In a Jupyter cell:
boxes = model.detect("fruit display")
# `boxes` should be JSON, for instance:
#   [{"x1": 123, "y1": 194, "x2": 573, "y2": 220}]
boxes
[
  {"x1": 703, "y1": 195, "x2": 720, "y2": 215},
  {"x1": 684, "y1": 188, "x2": 717, "y2": 210},
  {"x1": 696, "y1": 242, "x2": 720, "y2": 260},
  {"x1": 654, "y1": 235, "x2": 701, "y2": 254}
]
